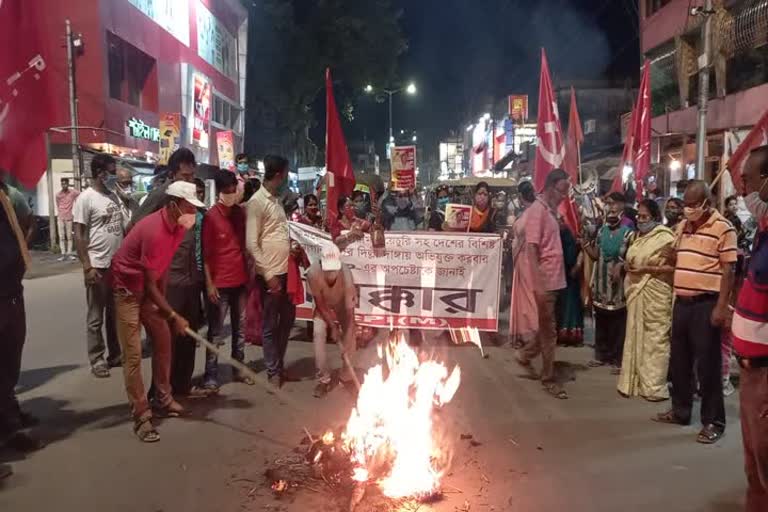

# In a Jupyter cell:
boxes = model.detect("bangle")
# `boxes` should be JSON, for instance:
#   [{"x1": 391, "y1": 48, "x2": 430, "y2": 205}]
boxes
[{"x1": 167, "y1": 310, "x2": 177, "y2": 321}]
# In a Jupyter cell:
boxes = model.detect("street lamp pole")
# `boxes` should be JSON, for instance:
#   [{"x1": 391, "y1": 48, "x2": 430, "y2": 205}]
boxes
[
  {"x1": 365, "y1": 83, "x2": 416, "y2": 152},
  {"x1": 387, "y1": 90, "x2": 394, "y2": 143}
]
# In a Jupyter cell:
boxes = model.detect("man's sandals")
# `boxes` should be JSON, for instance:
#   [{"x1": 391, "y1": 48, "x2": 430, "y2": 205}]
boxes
[
  {"x1": 543, "y1": 383, "x2": 568, "y2": 400},
  {"x1": 134, "y1": 418, "x2": 160, "y2": 443}
]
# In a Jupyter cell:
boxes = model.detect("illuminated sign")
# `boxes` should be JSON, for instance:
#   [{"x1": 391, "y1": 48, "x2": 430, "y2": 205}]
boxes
[
  {"x1": 192, "y1": 72, "x2": 212, "y2": 149},
  {"x1": 126, "y1": 117, "x2": 160, "y2": 142},
  {"x1": 128, "y1": 0, "x2": 190, "y2": 46}
]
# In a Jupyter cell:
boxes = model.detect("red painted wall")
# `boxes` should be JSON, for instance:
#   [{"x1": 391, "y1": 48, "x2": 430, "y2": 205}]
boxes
[
  {"x1": 37, "y1": 0, "x2": 245, "y2": 154},
  {"x1": 640, "y1": 0, "x2": 692, "y2": 54}
]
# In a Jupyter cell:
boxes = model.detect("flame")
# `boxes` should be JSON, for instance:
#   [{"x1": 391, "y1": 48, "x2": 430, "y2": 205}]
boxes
[{"x1": 341, "y1": 334, "x2": 461, "y2": 499}]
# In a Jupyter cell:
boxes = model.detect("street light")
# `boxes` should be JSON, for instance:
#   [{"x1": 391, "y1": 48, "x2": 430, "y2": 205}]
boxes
[
  {"x1": 365, "y1": 82, "x2": 418, "y2": 149},
  {"x1": 412, "y1": 135, "x2": 418, "y2": 142}
]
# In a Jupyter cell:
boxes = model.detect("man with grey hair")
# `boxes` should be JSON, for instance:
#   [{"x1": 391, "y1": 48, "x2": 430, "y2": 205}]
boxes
[{"x1": 654, "y1": 179, "x2": 736, "y2": 445}]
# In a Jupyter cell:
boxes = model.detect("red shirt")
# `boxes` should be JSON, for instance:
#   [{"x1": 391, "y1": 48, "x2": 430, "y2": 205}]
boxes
[
  {"x1": 112, "y1": 208, "x2": 187, "y2": 294},
  {"x1": 202, "y1": 203, "x2": 247, "y2": 289}
]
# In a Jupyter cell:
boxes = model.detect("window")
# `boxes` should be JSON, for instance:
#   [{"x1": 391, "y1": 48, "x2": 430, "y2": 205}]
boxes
[
  {"x1": 646, "y1": 0, "x2": 672, "y2": 17},
  {"x1": 107, "y1": 32, "x2": 158, "y2": 111},
  {"x1": 211, "y1": 93, "x2": 243, "y2": 133},
  {"x1": 649, "y1": 44, "x2": 680, "y2": 116}
]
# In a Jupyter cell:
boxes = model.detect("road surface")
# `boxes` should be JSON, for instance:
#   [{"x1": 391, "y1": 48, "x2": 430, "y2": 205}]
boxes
[{"x1": 0, "y1": 271, "x2": 747, "y2": 512}]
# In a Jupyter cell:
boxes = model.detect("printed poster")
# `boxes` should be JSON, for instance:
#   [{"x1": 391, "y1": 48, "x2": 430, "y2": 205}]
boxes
[
  {"x1": 192, "y1": 72, "x2": 211, "y2": 149},
  {"x1": 159, "y1": 113, "x2": 181, "y2": 165},
  {"x1": 391, "y1": 145, "x2": 416, "y2": 190},
  {"x1": 216, "y1": 130, "x2": 235, "y2": 171}
]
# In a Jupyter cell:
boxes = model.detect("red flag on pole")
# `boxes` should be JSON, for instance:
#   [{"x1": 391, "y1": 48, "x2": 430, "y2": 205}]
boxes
[
  {"x1": 727, "y1": 107, "x2": 768, "y2": 193},
  {"x1": 0, "y1": 0, "x2": 55, "y2": 187},
  {"x1": 325, "y1": 68, "x2": 355, "y2": 220},
  {"x1": 610, "y1": 61, "x2": 651, "y2": 196},
  {"x1": 534, "y1": 49, "x2": 565, "y2": 193},
  {"x1": 562, "y1": 87, "x2": 583, "y2": 182},
  {"x1": 559, "y1": 87, "x2": 583, "y2": 236}
]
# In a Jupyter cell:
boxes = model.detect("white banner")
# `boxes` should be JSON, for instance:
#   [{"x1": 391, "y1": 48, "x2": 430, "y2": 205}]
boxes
[{"x1": 289, "y1": 222, "x2": 502, "y2": 331}]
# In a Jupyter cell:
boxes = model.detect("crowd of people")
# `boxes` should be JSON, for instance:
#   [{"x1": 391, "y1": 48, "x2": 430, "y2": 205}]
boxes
[{"x1": 1, "y1": 144, "x2": 767, "y2": 508}]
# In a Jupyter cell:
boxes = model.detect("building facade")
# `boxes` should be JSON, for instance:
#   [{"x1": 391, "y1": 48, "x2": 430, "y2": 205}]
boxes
[
  {"x1": 641, "y1": 0, "x2": 768, "y2": 194},
  {"x1": 33, "y1": 0, "x2": 247, "y2": 213}
]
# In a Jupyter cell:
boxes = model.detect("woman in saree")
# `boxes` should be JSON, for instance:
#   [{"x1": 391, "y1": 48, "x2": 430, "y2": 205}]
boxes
[
  {"x1": 556, "y1": 216, "x2": 583, "y2": 345},
  {"x1": 618, "y1": 199, "x2": 675, "y2": 401}
]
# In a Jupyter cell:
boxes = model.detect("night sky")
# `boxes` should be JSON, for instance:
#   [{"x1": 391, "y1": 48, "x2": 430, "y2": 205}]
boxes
[{"x1": 348, "y1": 0, "x2": 640, "y2": 159}]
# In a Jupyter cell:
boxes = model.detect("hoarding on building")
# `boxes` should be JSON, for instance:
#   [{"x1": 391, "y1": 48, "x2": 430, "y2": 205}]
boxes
[
  {"x1": 196, "y1": 0, "x2": 237, "y2": 79},
  {"x1": 192, "y1": 72, "x2": 212, "y2": 149},
  {"x1": 128, "y1": 0, "x2": 190, "y2": 46},
  {"x1": 508, "y1": 95, "x2": 529, "y2": 123},
  {"x1": 159, "y1": 113, "x2": 182, "y2": 165},
  {"x1": 216, "y1": 130, "x2": 235, "y2": 170}
]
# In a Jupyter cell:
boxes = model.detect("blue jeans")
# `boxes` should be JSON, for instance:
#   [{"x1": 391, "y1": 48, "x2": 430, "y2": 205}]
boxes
[
  {"x1": 261, "y1": 275, "x2": 296, "y2": 378},
  {"x1": 203, "y1": 286, "x2": 247, "y2": 386}
]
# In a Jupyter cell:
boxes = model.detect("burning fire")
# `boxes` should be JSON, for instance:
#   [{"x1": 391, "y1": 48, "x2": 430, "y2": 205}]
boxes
[{"x1": 338, "y1": 333, "x2": 461, "y2": 499}]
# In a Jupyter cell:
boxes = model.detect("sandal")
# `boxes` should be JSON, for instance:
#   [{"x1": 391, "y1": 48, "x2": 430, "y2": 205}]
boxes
[
  {"x1": 154, "y1": 400, "x2": 185, "y2": 418},
  {"x1": 234, "y1": 374, "x2": 255, "y2": 386},
  {"x1": 544, "y1": 383, "x2": 568, "y2": 399},
  {"x1": 91, "y1": 365, "x2": 110, "y2": 378},
  {"x1": 587, "y1": 360, "x2": 606, "y2": 368},
  {"x1": 652, "y1": 410, "x2": 689, "y2": 426},
  {"x1": 697, "y1": 424, "x2": 724, "y2": 444},
  {"x1": 134, "y1": 418, "x2": 160, "y2": 443}
]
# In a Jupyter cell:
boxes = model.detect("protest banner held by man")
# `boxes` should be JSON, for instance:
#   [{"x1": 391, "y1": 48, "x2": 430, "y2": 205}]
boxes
[
  {"x1": 246, "y1": 155, "x2": 296, "y2": 389},
  {"x1": 732, "y1": 146, "x2": 768, "y2": 511},
  {"x1": 202, "y1": 169, "x2": 252, "y2": 391},
  {"x1": 55, "y1": 177, "x2": 79, "y2": 261},
  {"x1": 306, "y1": 245, "x2": 357, "y2": 397},
  {"x1": 110, "y1": 181, "x2": 204, "y2": 443},
  {"x1": 73, "y1": 154, "x2": 125, "y2": 378},
  {"x1": 515, "y1": 168, "x2": 570, "y2": 399},
  {"x1": 654, "y1": 180, "x2": 736, "y2": 445}
]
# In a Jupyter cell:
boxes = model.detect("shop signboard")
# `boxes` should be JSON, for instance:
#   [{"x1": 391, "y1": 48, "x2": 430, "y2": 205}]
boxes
[
  {"x1": 128, "y1": 0, "x2": 189, "y2": 46},
  {"x1": 126, "y1": 117, "x2": 160, "y2": 143},
  {"x1": 391, "y1": 145, "x2": 416, "y2": 190},
  {"x1": 158, "y1": 113, "x2": 181, "y2": 164},
  {"x1": 216, "y1": 130, "x2": 235, "y2": 171},
  {"x1": 508, "y1": 95, "x2": 529, "y2": 123},
  {"x1": 192, "y1": 72, "x2": 212, "y2": 149}
]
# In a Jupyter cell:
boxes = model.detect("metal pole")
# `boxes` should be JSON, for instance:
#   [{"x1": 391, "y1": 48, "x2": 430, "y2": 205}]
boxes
[
  {"x1": 388, "y1": 91, "x2": 394, "y2": 144},
  {"x1": 65, "y1": 19, "x2": 82, "y2": 190},
  {"x1": 694, "y1": 0, "x2": 713, "y2": 181},
  {"x1": 45, "y1": 131, "x2": 57, "y2": 253}
]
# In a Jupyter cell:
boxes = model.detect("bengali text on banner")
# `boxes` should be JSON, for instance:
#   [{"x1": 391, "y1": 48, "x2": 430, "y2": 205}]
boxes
[{"x1": 289, "y1": 222, "x2": 502, "y2": 331}]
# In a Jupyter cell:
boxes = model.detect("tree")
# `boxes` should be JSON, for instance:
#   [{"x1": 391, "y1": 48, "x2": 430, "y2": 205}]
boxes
[{"x1": 243, "y1": 0, "x2": 407, "y2": 165}]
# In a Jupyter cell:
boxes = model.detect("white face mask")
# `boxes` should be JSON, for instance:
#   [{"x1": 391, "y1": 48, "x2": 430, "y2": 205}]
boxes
[
  {"x1": 220, "y1": 192, "x2": 238, "y2": 207},
  {"x1": 744, "y1": 178, "x2": 768, "y2": 220}
]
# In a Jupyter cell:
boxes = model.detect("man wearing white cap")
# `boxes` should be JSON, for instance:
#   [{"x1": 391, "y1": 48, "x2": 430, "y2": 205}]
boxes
[
  {"x1": 111, "y1": 181, "x2": 204, "y2": 442},
  {"x1": 306, "y1": 245, "x2": 357, "y2": 397}
]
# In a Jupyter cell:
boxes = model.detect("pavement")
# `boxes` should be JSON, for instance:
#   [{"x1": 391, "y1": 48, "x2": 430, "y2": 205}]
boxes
[{"x1": 0, "y1": 272, "x2": 748, "y2": 512}]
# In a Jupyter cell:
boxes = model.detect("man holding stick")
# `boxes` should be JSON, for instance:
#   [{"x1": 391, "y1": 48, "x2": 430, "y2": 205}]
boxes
[{"x1": 306, "y1": 245, "x2": 358, "y2": 397}]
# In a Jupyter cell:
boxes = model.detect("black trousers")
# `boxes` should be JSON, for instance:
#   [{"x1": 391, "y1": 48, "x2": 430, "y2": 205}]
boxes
[
  {"x1": 167, "y1": 284, "x2": 203, "y2": 395},
  {"x1": 0, "y1": 292, "x2": 26, "y2": 435},
  {"x1": 594, "y1": 307, "x2": 627, "y2": 365},
  {"x1": 670, "y1": 297, "x2": 725, "y2": 428}
]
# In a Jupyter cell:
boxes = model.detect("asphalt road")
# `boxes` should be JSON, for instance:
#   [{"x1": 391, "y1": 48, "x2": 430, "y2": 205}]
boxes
[{"x1": 0, "y1": 272, "x2": 748, "y2": 512}]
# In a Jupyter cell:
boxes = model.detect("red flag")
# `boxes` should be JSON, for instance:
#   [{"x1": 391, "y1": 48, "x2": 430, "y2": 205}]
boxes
[
  {"x1": 559, "y1": 87, "x2": 583, "y2": 236},
  {"x1": 562, "y1": 87, "x2": 584, "y2": 182},
  {"x1": 0, "y1": 0, "x2": 55, "y2": 187},
  {"x1": 325, "y1": 68, "x2": 355, "y2": 220},
  {"x1": 534, "y1": 49, "x2": 565, "y2": 193},
  {"x1": 727, "y1": 107, "x2": 768, "y2": 193},
  {"x1": 611, "y1": 61, "x2": 651, "y2": 196}
]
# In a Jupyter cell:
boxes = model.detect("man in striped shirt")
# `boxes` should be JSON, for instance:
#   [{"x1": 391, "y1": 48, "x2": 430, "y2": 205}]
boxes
[
  {"x1": 654, "y1": 180, "x2": 736, "y2": 445},
  {"x1": 733, "y1": 146, "x2": 768, "y2": 512}
]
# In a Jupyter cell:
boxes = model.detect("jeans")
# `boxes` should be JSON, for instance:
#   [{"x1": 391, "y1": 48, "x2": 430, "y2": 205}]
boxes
[
  {"x1": 520, "y1": 291, "x2": 558, "y2": 384},
  {"x1": 261, "y1": 274, "x2": 296, "y2": 378},
  {"x1": 204, "y1": 286, "x2": 247, "y2": 386},
  {"x1": 85, "y1": 268, "x2": 121, "y2": 367},
  {"x1": 114, "y1": 290, "x2": 173, "y2": 420},
  {"x1": 57, "y1": 219, "x2": 73, "y2": 254},
  {"x1": 0, "y1": 293, "x2": 26, "y2": 436},
  {"x1": 740, "y1": 366, "x2": 768, "y2": 512},
  {"x1": 313, "y1": 308, "x2": 356, "y2": 384},
  {"x1": 669, "y1": 296, "x2": 725, "y2": 428}
]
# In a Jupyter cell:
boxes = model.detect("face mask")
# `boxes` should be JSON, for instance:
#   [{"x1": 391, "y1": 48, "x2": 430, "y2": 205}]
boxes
[
  {"x1": 683, "y1": 203, "x2": 706, "y2": 223},
  {"x1": 606, "y1": 215, "x2": 620, "y2": 227},
  {"x1": 475, "y1": 195, "x2": 489, "y2": 209},
  {"x1": 174, "y1": 203, "x2": 197, "y2": 230},
  {"x1": 637, "y1": 220, "x2": 658, "y2": 235},
  {"x1": 103, "y1": 174, "x2": 118, "y2": 192},
  {"x1": 437, "y1": 197, "x2": 449, "y2": 210},
  {"x1": 665, "y1": 210, "x2": 680, "y2": 223},
  {"x1": 220, "y1": 192, "x2": 238, "y2": 207},
  {"x1": 237, "y1": 163, "x2": 249, "y2": 173},
  {"x1": 276, "y1": 176, "x2": 290, "y2": 196},
  {"x1": 118, "y1": 183, "x2": 134, "y2": 195},
  {"x1": 745, "y1": 191, "x2": 768, "y2": 220},
  {"x1": 355, "y1": 204, "x2": 367, "y2": 218},
  {"x1": 396, "y1": 197, "x2": 410, "y2": 210}
]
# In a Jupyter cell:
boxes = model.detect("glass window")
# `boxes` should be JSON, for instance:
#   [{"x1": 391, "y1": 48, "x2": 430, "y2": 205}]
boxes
[{"x1": 106, "y1": 32, "x2": 157, "y2": 110}]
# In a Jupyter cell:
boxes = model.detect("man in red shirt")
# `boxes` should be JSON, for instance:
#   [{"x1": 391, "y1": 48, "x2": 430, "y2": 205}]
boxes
[
  {"x1": 111, "y1": 181, "x2": 204, "y2": 443},
  {"x1": 201, "y1": 170, "x2": 252, "y2": 390},
  {"x1": 733, "y1": 146, "x2": 768, "y2": 511}
]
